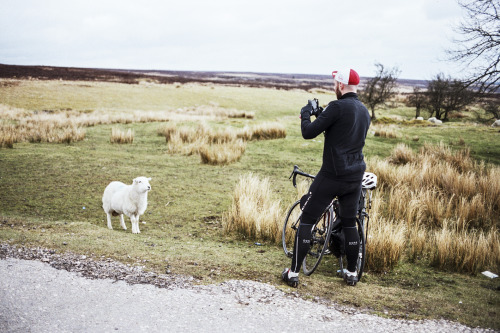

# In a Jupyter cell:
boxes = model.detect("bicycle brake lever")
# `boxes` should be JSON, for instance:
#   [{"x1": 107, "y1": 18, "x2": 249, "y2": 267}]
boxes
[{"x1": 289, "y1": 165, "x2": 299, "y2": 187}]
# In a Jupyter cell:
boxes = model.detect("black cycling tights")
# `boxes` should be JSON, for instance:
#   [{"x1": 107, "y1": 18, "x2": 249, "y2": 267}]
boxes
[{"x1": 291, "y1": 173, "x2": 361, "y2": 273}]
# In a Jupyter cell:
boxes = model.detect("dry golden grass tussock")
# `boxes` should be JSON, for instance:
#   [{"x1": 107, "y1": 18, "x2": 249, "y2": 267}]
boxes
[
  {"x1": 238, "y1": 123, "x2": 287, "y2": 141},
  {"x1": 6, "y1": 122, "x2": 86, "y2": 145},
  {"x1": 373, "y1": 125, "x2": 399, "y2": 139},
  {"x1": 164, "y1": 123, "x2": 243, "y2": 160},
  {"x1": 161, "y1": 122, "x2": 285, "y2": 164},
  {"x1": 420, "y1": 142, "x2": 475, "y2": 173},
  {"x1": 430, "y1": 221, "x2": 499, "y2": 273},
  {"x1": 0, "y1": 125, "x2": 18, "y2": 148},
  {"x1": 110, "y1": 128, "x2": 134, "y2": 144},
  {"x1": 157, "y1": 122, "x2": 177, "y2": 139},
  {"x1": 160, "y1": 122, "x2": 286, "y2": 144},
  {"x1": 1, "y1": 104, "x2": 254, "y2": 145},
  {"x1": 167, "y1": 132, "x2": 204, "y2": 155},
  {"x1": 0, "y1": 105, "x2": 88, "y2": 146},
  {"x1": 368, "y1": 157, "x2": 416, "y2": 187},
  {"x1": 386, "y1": 186, "x2": 423, "y2": 226},
  {"x1": 388, "y1": 143, "x2": 416, "y2": 165},
  {"x1": 366, "y1": 142, "x2": 500, "y2": 272},
  {"x1": 0, "y1": 103, "x2": 31, "y2": 120},
  {"x1": 199, "y1": 140, "x2": 246, "y2": 165},
  {"x1": 364, "y1": 189, "x2": 407, "y2": 271},
  {"x1": 198, "y1": 123, "x2": 238, "y2": 144},
  {"x1": 59, "y1": 126, "x2": 86, "y2": 144},
  {"x1": 223, "y1": 173, "x2": 283, "y2": 242},
  {"x1": 480, "y1": 167, "x2": 500, "y2": 210},
  {"x1": 366, "y1": 217, "x2": 407, "y2": 272},
  {"x1": 370, "y1": 143, "x2": 500, "y2": 228},
  {"x1": 250, "y1": 122, "x2": 286, "y2": 140},
  {"x1": 408, "y1": 226, "x2": 428, "y2": 261}
]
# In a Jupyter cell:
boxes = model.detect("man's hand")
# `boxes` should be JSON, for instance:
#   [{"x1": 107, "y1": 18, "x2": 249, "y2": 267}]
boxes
[
  {"x1": 312, "y1": 106, "x2": 324, "y2": 117},
  {"x1": 300, "y1": 104, "x2": 313, "y2": 117}
]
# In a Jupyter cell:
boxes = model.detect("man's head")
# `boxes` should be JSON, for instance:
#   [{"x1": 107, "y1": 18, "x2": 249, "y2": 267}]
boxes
[{"x1": 332, "y1": 68, "x2": 360, "y2": 98}]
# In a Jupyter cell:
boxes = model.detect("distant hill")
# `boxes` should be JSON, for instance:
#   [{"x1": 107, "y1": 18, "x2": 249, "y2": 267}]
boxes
[{"x1": 0, "y1": 64, "x2": 427, "y2": 92}]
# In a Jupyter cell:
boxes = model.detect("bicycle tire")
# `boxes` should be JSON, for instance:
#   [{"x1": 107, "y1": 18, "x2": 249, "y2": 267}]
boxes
[
  {"x1": 338, "y1": 217, "x2": 366, "y2": 281},
  {"x1": 357, "y1": 189, "x2": 368, "y2": 280},
  {"x1": 282, "y1": 200, "x2": 301, "y2": 258},
  {"x1": 302, "y1": 204, "x2": 335, "y2": 276}
]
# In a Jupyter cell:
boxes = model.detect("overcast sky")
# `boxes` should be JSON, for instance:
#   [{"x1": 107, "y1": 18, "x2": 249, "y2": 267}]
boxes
[{"x1": 0, "y1": 0, "x2": 466, "y2": 80}]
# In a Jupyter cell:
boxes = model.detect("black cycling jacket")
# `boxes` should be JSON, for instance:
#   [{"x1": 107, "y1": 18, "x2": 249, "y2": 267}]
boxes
[{"x1": 301, "y1": 92, "x2": 371, "y2": 181}]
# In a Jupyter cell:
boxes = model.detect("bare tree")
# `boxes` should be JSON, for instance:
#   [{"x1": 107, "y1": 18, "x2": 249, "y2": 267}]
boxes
[
  {"x1": 425, "y1": 73, "x2": 475, "y2": 121},
  {"x1": 359, "y1": 63, "x2": 400, "y2": 120},
  {"x1": 405, "y1": 87, "x2": 427, "y2": 119},
  {"x1": 447, "y1": 0, "x2": 499, "y2": 93},
  {"x1": 481, "y1": 95, "x2": 500, "y2": 120}
]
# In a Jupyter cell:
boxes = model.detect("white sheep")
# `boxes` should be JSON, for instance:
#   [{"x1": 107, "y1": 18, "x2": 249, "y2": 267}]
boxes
[
  {"x1": 102, "y1": 177, "x2": 151, "y2": 234},
  {"x1": 491, "y1": 119, "x2": 500, "y2": 127},
  {"x1": 416, "y1": 116, "x2": 424, "y2": 121},
  {"x1": 428, "y1": 117, "x2": 442, "y2": 125}
]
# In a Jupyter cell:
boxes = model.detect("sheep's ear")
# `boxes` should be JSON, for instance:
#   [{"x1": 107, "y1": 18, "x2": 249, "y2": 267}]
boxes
[{"x1": 133, "y1": 178, "x2": 138, "y2": 184}]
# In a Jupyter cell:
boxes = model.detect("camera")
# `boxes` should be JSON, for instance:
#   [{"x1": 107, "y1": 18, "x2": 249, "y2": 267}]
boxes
[{"x1": 308, "y1": 98, "x2": 322, "y2": 116}]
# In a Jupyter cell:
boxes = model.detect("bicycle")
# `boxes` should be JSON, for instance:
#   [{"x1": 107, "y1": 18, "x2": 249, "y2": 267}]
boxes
[{"x1": 282, "y1": 165, "x2": 377, "y2": 282}]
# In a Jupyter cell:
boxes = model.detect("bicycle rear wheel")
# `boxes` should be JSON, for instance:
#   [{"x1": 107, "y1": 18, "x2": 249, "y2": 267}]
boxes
[
  {"x1": 302, "y1": 205, "x2": 335, "y2": 276},
  {"x1": 338, "y1": 217, "x2": 366, "y2": 281},
  {"x1": 282, "y1": 200, "x2": 301, "y2": 258}
]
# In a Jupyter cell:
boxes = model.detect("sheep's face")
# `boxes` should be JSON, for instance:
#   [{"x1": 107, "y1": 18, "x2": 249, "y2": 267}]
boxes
[{"x1": 133, "y1": 177, "x2": 152, "y2": 193}]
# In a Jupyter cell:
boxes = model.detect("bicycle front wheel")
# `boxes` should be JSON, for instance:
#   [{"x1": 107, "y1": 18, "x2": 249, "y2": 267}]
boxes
[
  {"x1": 302, "y1": 205, "x2": 335, "y2": 276},
  {"x1": 282, "y1": 200, "x2": 301, "y2": 258}
]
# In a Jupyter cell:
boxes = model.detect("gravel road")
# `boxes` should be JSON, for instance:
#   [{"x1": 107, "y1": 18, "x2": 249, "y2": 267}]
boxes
[{"x1": 0, "y1": 244, "x2": 493, "y2": 332}]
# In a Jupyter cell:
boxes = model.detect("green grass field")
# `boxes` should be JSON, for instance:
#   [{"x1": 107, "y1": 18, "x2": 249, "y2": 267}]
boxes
[{"x1": 1, "y1": 79, "x2": 499, "y2": 329}]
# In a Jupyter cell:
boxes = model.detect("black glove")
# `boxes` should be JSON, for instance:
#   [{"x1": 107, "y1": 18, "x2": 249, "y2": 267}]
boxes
[
  {"x1": 300, "y1": 104, "x2": 313, "y2": 117},
  {"x1": 312, "y1": 106, "x2": 324, "y2": 117}
]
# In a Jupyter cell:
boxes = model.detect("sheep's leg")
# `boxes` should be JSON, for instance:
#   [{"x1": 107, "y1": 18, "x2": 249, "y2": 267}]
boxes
[
  {"x1": 132, "y1": 215, "x2": 140, "y2": 234},
  {"x1": 120, "y1": 214, "x2": 127, "y2": 230},
  {"x1": 106, "y1": 213, "x2": 113, "y2": 230}
]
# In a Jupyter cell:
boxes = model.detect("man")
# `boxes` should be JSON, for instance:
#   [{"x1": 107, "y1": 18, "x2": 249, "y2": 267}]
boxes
[{"x1": 282, "y1": 68, "x2": 371, "y2": 287}]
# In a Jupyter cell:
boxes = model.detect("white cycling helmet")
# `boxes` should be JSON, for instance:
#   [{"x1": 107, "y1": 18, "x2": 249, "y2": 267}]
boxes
[{"x1": 362, "y1": 172, "x2": 377, "y2": 189}]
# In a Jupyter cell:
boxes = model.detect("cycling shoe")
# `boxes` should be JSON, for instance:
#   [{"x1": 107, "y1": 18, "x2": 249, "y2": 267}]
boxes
[
  {"x1": 344, "y1": 271, "x2": 358, "y2": 286},
  {"x1": 281, "y1": 268, "x2": 299, "y2": 288}
]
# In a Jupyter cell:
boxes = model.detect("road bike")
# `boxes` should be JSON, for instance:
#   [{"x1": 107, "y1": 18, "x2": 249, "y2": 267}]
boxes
[{"x1": 282, "y1": 165, "x2": 377, "y2": 281}]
